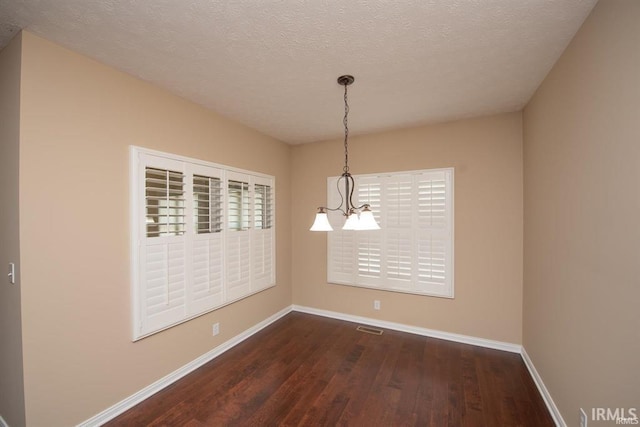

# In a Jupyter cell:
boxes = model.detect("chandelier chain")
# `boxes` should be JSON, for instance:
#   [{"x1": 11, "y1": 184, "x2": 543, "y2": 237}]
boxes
[{"x1": 343, "y1": 82, "x2": 349, "y2": 174}]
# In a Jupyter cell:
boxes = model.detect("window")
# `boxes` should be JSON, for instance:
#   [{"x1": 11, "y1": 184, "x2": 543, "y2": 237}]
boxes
[
  {"x1": 254, "y1": 183, "x2": 272, "y2": 229},
  {"x1": 327, "y1": 168, "x2": 453, "y2": 298},
  {"x1": 227, "y1": 179, "x2": 249, "y2": 231},
  {"x1": 131, "y1": 147, "x2": 275, "y2": 340},
  {"x1": 193, "y1": 175, "x2": 222, "y2": 234},
  {"x1": 145, "y1": 167, "x2": 186, "y2": 237}
]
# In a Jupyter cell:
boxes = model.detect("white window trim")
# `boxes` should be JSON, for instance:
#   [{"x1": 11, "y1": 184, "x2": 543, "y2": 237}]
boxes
[
  {"x1": 327, "y1": 167, "x2": 454, "y2": 299},
  {"x1": 130, "y1": 146, "x2": 276, "y2": 340}
]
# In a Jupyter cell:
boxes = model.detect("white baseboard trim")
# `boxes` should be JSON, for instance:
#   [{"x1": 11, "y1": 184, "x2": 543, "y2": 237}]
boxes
[
  {"x1": 77, "y1": 305, "x2": 292, "y2": 427},
  {"x1": 291, "y1": 304, "x2": 522, "y2": 353},
  {"x1": 521, "y1": 347, "x2": 565, "y2": 427},
  {"x1": 0, "y1": 415, "x2": 9, "y2": 427}
]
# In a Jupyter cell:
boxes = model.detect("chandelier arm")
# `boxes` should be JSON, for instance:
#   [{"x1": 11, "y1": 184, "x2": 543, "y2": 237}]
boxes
[
  {"x1": 353, "y1": 203, "x2": 371, "y2": 210},
  {"x1": 316, "y1": 175, "x2": 348, "y2": 215},
  {"x1": 318, "y1": 206, "x2": 346, "y2": 213},
  {"x1": 346, "y1": 173, "x2": 357, "y2": 214},
  {"x1": 335, "y1": 174, "x2": 346, "y2": 213}
]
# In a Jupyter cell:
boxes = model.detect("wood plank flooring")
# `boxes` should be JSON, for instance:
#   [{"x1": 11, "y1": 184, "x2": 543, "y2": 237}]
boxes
[{"x1": 104, "y1": 312, "x2": 553, "y2": 426}]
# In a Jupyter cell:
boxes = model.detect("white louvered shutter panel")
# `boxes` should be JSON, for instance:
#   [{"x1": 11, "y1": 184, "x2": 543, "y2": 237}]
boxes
[
  {"x1": 252, "y1": 177, "x2": 275, "y2": 291},
  {"x1": 327, "y1": 176, "x2": 355, "y2": 284},
  {"x1": 188, "y1": 164, "x2": 224, "y2": 314},
  {"x1": 415, "y1": 170, "x2": 453, "y2": 296},
  {"x1": 383, "y1": 175, "x2": 413, "y2": 291},
  {"x1": 226, "y1": 172, "x2": 251, "y2": 300},
  {"x1": 355, "y1": 177, "x2": 382, "y2": 287},
  {"x1": 136, "y1": 154, "x2": 187, "y2": 337}
]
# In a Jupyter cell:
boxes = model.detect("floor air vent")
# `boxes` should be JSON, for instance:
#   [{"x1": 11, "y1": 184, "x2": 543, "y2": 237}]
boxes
[{"x1": 356, "y1": 325, "x2": 384, "y2": 335}]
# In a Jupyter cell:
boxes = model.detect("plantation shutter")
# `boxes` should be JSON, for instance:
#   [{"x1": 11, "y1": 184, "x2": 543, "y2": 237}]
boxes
[
  {"x1": 354, "y1": 177, "x2": 383, "y2": 287},
  {"x1": 382, "y1": 174, "x2": 413, "y2": 291},
  {"x1": 131, "y1": 147, "x2": 276, "y2": 340},
  {"x1": 415, "y1": 170, "x2": 453, "y2": 296},
  {"x1": 252, "y1": 178, "x2": 275, "y2": 291},
  {"x1": 226, "y1": 172, "x2": 251, "y2": 300},
  {"x1": 188, "y1": 164, "x2": 224, "y2": 314},
  {"x1": 326, "y1": 168, "x2": 454, "y2": 298},
  {"x1": 136, "y1": 154, "x2": 188, "y2": 336}
]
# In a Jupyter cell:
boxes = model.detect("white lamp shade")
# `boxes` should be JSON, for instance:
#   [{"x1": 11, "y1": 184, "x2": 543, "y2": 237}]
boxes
[
  {"x1": 310, "y1": 212, "x2": 333, "y2": 231},
  {"x1": 357, "y1": 209, "x2": 380, "y2": 230},
  {"x1": 342, "y1": 214, "x2": 360, "y2": 230}
]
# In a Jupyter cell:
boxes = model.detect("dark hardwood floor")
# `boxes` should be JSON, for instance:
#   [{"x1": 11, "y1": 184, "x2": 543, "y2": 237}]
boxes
[{"x1": 105, "y1": 312, "x2": 554, "y2": 426}]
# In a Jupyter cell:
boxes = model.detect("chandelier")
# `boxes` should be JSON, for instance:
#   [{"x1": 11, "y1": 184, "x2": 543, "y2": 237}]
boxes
[{"x1": 310, "y1": 75, "x2": 381, "y2": 232}]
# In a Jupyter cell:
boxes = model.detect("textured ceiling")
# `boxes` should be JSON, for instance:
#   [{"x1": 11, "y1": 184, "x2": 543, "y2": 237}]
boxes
[{"x1": 0, "y1": 0, "x2": 597, "y2": 144}]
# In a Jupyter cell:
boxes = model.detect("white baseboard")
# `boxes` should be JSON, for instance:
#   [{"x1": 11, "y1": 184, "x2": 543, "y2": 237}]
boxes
[
  {"x1": 521, "y1": 347, "x2": 565, "y2": 427},
  {"x1": 77, "y1": 305, "x2": 292, "y2": 427},
  {"x1": 0, "y1": 415, "x2": 9, "y2": 427},
  {"x1": 291, "y1": 304, "x2": 522, "y2": 353}
]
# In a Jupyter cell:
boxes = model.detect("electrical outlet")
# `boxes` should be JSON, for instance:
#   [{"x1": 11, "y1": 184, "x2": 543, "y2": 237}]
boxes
[
  {"x1": 374, "y1": 300, "x2": 381, "y2": 310},
  {"x1": 580, "y1": 408, "x2": 588, "y2": 427},
  {"x1": 212, "y1": 323, "x2": 220, "y2": 336}
]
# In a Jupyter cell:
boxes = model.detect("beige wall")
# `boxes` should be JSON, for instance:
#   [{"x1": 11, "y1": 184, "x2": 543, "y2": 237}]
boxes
[
  {"x1": 523, "y1": 1, "x2": 640, "y2": 425},
  {"x1": 14, "y1": 2, "x2": 639, "y2": 423},
  {"x1": 0, "y1": 33, "x2": 26, "y2": 427},
  {"x1": 292, "y1": 112, "x2": 524, "y2": 344},
  {"x1": 18, "y1": 32, "x2": 292, "y2": 426}
]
